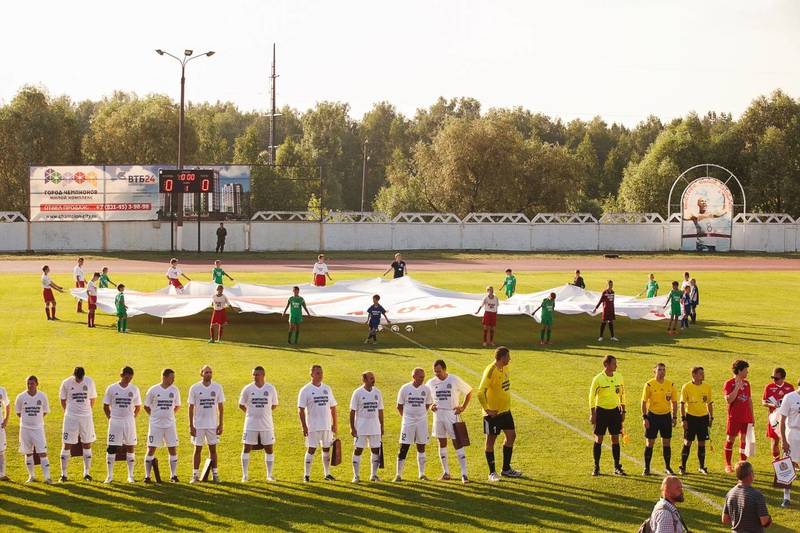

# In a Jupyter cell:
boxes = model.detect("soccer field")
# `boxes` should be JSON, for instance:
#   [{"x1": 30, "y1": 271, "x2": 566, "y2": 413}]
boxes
[{"x1": 2, "y1": 265, "x2": 799, "y2": 532}]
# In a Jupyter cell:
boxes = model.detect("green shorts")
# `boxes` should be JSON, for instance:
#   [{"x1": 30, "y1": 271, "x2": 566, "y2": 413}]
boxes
[
  {"x1": 289, "y1": 316, "x2": 302, "y2": 325},
  {"x1": 670, "y1": 306, "x2": 681, "y2": 317},
  {"x1": 116, "y1": 312, "x2": 127, "y2": 319},
  {"x1": 505, "y1": 290, "x2": 514, "y2": 298},
  {"x1": 541, "y1": 316, "x2": 553, "y2": 327}
]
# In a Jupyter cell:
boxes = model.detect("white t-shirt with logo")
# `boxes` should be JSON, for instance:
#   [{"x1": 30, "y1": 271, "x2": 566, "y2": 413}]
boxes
[
  {"x1": 297, "y1": 383, "x2": 337, "y2": 432},
  {"x1": 15, "y1": 390, "x2": 50, "y2": 429},
  {"x1": 349, "y1": 386, "x2": 384, "y2": 435},
  {"x1": 397, "y1": 383, "x2": 433, "y2": 423},
  {"x1": 145, "y1": 384, "x2": 181, "y2": 428},
  {"x1": 188, "y1": 381, "x2": 225, "y2": 430},
  {"x1": 41, "y1": 274, "x2": 52, "y2": 289},
  {"x1": 212, "y1": 294, "x2": 230, "y2": 311},
  {"x1": 166, "y1": 266, "x2": 182, "y2": 280},
  {"x1": 426, "y1": 374, "x2": 472, "y2": 411},
  {"x1": 60, "y1": 376, "x2": 97, "y2": 418},
  {"x1": 312, "y1": 262, "x2": 328, "y2": 276},
  {"x1": 239, "y1": 383, "x2": 279, "y2": 431},
  {"x1": 482, "y1": 295, "x2": 499, "y2": 313},
  {"x1": 73, "y1": 265, "x2": 85, "y2": 282},
  {"x1": 779, "y1": 390, "x2": 800, "y2": 430},
  {"x1": 103, "y1": 383, "x2": 142, "y2": 420}
]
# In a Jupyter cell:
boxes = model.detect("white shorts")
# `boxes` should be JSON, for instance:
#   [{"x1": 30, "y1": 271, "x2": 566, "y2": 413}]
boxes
[
  {"x1": 242, "y1": 430, "x2": 275, "y2": 446},
  {"x1": 62, "y1": 415, "x2": 96, "y2": 444},
  {"x1": 191, "y1": 428, "x2": 219, "y2": 446},
  {"x1": 19, "y1": 427, "x2": 48, "y2": 455},
  {"x1": 306, "y1": 429, "x2": 334, "y2": 448},
  {"x1": 354, "y1": 434, "x2": 381, "y2": 449},
  {"x1": 147, "y1": 425, "x2": 179, "y2": 448},
  {"x1": 400, "y1": 419, "x2": 429, "y2": 445},
  {"x1": 0, "y1": 428, "x2": 6, "y2": 452},
  {"x1": 432, "y1": 410, "x2": 458, "y2": 439},
  {"x1": 108, "y1": 417, "x2": 137, "y2": 446},
  {"x1": 787, "y1": 428, "x2": 800, "y2": 463}
]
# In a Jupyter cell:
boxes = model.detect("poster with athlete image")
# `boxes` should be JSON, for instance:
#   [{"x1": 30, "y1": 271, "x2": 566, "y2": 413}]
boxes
[{"x1": 680, "y1": 177, "x2": 733, "y2": 252}]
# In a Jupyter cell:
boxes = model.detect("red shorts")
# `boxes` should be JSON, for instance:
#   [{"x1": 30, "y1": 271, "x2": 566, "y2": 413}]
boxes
[
  {"x1": 75, "y1": 280, "x2": 85, "y2": 288},
  {"x1": 314, "y1": 274, "x2": 327, "y2": 287},
  {"x1": 726, "y1": 419, "x2": 750, "y2": 438},
  {"x1": 211, "y1": 309, "x2": 227, "y2": 325},
  {"x1": 88, "y1": 295, "x2": 97, "y2": 310},
  {"x1": 482, "y1": 311, "x2": 497, "y2": 327},
  {"x1": 601, "y1": 312, "x2": 615, "y2": 322},
  {"x1": 43, "y1": 288, "x2": 55, "y2": 302},
  {"x1": 169, "y1": 278, "x2": 184, "y2": 290},
  {"x1": 766, "y1": 420, "x2": 780, "y2": 440}
]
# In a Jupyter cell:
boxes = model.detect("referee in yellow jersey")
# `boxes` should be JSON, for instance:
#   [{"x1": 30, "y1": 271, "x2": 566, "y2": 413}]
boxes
[
  {"x1": 477, "y1": 346, "x2": 521, "y2": 482},
  {"x1": 641, "y1": 362, "x2": 678, "y2": 476},
  {"x1": 679, "y1": 366, "x2": 713, "y2": 475},
  {"x1": 589, "y1": 355, "x2": 627, "y2": 476}
]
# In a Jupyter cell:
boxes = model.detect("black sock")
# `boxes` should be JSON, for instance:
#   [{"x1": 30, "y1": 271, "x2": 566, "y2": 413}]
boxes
[
  {"x1": 663, "y1": 446, "x2": 672, "y2": 469},
  {"x1": 502, "y1": 446, "x2": 513, "y2": 471},
  {"x1": 485, "y1": 452, "x2": 496, "y2": 474},
  {"x1": 698, "y1": 445, "x2": 706, "y2": 468},
  {"x1": 611, "y1": 443, "x2": 621, "y2": 468},
  {"x1": 609, "y1": 323, "x2": 615, "y2": 337},
  {"x1": 288, "y1": 331, "x2": 293, "y2": 343},
  {"x1": 593, "y1": 442, "x2": 602, "y2": 467},
  {"x1": 644, "y1": 447, "x2": 653, "y2": 470},
  {"x1": 681, "y1": 444, "x2": 690, "y2": 469},
  {"x1": 599, "y1": 322, "x2": 606, "y2": 336}
]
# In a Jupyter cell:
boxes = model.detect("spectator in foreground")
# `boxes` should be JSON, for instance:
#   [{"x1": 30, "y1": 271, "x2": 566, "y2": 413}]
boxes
[
  {"x1": 647, "y1": 475, "x2": 688, "y2": 532},
  {"x1": 722, "y1": 461, "x2": 771, "y2": 532}
]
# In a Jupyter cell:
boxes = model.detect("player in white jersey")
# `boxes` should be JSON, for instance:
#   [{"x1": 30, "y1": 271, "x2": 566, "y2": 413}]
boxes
[
  {"x1": 41, "y1": 264, "x2": 65, "y2": 321},
  {"x1": 102, "y1": 366, "x2": 142, "y2": 483},
  {"x1": 239, "y1": 366, "x2": 279, "y2": 482},
  {"x1": 779, "y1": 380, "x2": 800, "y2": 508},
  {"x1": 427, "y1": 359, "x2": 473, "y2": 483},
  {"x1": 166, "y1": 258, "x2": 192, "y2": 293},
  {"x1": 395, "y1": 367, "x2": 433, "y2": 482},
  {"x1": 59, "y1": 366, "x2": 97, "y2": 482},
  {"x1": 0, "y1": 383, "x2": 9, "y2": 481},
  {"x1": 311, "y1": 253, "x2": 333, "y2": 286},
  {"x1": 15, "y1": 376, "x2": 52, "y2": 483},
  {"x1": 73, "y1": 256, "x2": 85, "y2": 313},
  {"x1": 298, "y1": 364, "x2": 338, "y2": 482},
  {"x1": 209, "y1": 285, "x2": 232, "y2": 344},
  {"x1": 349, "y1": 371, "x2": 384, "y2": 483},
  {"x1": 188, "y1": 365, "x2": 225, "y2": 483},
  {"x1": 144, "y1": 369, "x2": 181, "y2": 483}
]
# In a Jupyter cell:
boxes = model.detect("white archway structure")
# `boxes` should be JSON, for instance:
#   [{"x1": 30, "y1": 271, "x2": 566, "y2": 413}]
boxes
[{"x1": 667, "y1": 163, "x2": 746, "y2": 220}]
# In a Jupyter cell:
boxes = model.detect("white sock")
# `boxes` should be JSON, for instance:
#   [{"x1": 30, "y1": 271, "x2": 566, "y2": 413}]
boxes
[
  {"x1": 352, "y1": 454, "x2": 361, "y2": 478},
  {"x1": 456, "y1": 448, "x2": 468, "y2": 477},
  {"x1": 304, "y1": 452, "x2": 313, "y2": 477},
  {"x1": 265, "y1": 453, "x2": 274, "y2": 477},
  {"x1": 106, "y1": 454, "x2": 115, "y2": 480},
  {"x1": 25, "y1": 456, "x2": 35, "y2": 478},
  {"x1": 126, "y1": 453, "x2": 135, "y2": 479},
  {"x1": 322, "y1": 451, "x2": 331, "y2": 476},
  {"x1": 439, "y1": 447, "x2": 449, "y2": 475},
  {"x1": 41, "y1": 457, "x2": 51, "y2": 480},
  {"x1": 417, "y1": 452, "x2": 427, "y2": 477},
  {"x1": 192, "y1": 468, "x2": 199, "y2": 478},
  {"x1": 145, "y1": 455, "x2": 155, "y2": 478},
  {"x1": 241, "y1": 452, "x2": 250, "y2": 478},
  {"x1": 169, "y1": 455, "x2": 178, "y2": 477},
  {"x1": 60, "y1": 451, "x2": 70, "y2": 477},
  {"x1": 83, "y1": 450, "x2": 92, "y2": 476},
  {"x1": 0, "y1": 451, "x2": 5, "y2": 476},
  {"x1": 212, "y1": 466, "x2": 218, "y2": 475},
  {"x1": 396, "y1": 458, "x2": 405, "y2": 477},
  {"x1": 371, "y1": 451, "x2": 380, "y2": 478},
  {"x1": 784, "y1": 488, "x2": 791, "y2": 501}
]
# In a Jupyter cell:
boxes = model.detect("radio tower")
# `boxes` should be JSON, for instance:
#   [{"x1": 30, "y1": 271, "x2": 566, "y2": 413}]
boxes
[{"x1": 268, "y1": 43, "x2": 280, "y2": 165}]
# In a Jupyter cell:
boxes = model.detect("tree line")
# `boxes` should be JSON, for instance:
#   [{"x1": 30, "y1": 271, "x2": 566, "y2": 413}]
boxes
[{"x1": 1, "y1": 86, "x2": 798, "y2": 217}]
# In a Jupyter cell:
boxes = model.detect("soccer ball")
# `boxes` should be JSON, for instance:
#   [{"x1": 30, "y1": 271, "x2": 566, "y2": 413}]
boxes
[
  {"x1": 377, "y1": 325, "x2": 384, "y2": 332},
  {"x1": 391, "y1": 324, "x2": 400, "y2": 332},
  {"x1": 405, "y1": 325, "x2": 415, "y2": 333}
]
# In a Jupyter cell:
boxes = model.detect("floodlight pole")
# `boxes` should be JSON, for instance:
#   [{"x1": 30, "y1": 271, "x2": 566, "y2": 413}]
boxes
[{"x1": 360, "y1": 139, "x2": 369, "y2": 212}]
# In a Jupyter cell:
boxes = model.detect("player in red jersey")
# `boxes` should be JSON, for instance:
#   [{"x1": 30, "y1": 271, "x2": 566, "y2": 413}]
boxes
[
  {"x1": 762, "y1": 367, "x2": 794, "y2": 460},
  {"x1": 723, "y1": 360, "x2": 755, "y2": 473},
  {"x1": 593, "y1": 280, "x2": 618, "y2": 342}
]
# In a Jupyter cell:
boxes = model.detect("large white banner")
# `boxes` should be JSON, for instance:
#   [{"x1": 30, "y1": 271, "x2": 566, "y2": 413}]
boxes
[
  {"x1": 681, "y1": 177, "x2": 734, "y2": 252},
  {"x1": 30, "y1": 166, "x2": 105, "y2": 221}
]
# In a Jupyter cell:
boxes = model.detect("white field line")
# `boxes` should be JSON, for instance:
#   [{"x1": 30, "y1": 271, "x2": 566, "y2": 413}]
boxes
[{"x1": 393, "y1": 331, "x2": 723, "y2": 512}]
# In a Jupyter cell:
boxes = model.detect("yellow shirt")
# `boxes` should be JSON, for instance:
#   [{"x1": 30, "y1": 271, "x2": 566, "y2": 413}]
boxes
[
  {"x1": 589, "y1": 372, "x2": 626, "y2": 410},
  {"x1": 641, "y1": 378, "x2": 678, "y2": 415},
  {"x1": 477, "y1": 362, "x2": 511, "y2": 413},
  {"x1": 680, "y1": 382, "x2": 713, "y2": 417}
]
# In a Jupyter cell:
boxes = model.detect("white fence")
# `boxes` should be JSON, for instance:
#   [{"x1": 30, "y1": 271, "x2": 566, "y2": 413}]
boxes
[{"x1": 0, "y1": 212, "x2": 798, "y2": 253}]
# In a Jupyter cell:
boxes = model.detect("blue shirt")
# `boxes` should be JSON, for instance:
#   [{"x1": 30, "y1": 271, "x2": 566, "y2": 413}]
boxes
[{"x1": 367, "y1": 304, "x2": 386, "y2": 325}]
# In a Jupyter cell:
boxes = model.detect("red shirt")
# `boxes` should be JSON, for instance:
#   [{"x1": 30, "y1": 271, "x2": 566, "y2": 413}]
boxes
[
  {"x1": 762, "y1": 382, "x2": 795, "y2": 412},
  {"x1": 724, "y1": 378, "x2": 753, "y2": 423},
  {"x1": 598, "y1": 290, "x2": 615, "y2": 316}
]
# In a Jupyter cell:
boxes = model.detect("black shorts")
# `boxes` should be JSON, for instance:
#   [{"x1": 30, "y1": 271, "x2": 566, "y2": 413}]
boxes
[
  {"x1": 484, "y1": 411, "x2": 515, "y2": 435},
  {"x1": 645, "y1": 412, "x2": 673, "y2": 439},
  {"x1": 684, "y1": 414, "x2": 710, "y2": 442},
  {"x1": 594, "y1": 407, "x2": 622, "y2": 436}
]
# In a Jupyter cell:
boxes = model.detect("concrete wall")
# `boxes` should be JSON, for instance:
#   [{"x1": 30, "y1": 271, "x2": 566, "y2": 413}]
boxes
[{"x1": 2, "y1": 221, "x2": 798, "y2": 252}]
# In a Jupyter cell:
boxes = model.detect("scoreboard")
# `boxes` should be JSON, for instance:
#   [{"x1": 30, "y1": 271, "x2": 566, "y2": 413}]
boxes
[{"x1": 158, "y1": 169, "x2": 215, "y2": 193}]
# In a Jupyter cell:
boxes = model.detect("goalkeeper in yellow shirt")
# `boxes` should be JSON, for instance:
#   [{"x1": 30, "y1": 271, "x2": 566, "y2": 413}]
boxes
[{"x1": 589, "y1": 355, "x2": 627, "y2": 476}]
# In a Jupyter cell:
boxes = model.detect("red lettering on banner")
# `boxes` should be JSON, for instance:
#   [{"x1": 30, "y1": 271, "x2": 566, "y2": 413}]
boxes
[
  {"x1": 421, "y1": 304, "x2": 456, "y2": 311},
  {"x1": 347, "y1": 311, "x2": 365, "y2": 316}
]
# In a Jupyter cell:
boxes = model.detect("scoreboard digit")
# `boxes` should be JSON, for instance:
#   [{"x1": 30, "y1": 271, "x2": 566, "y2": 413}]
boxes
[{"x1": 158, "y1": 169, "x2": 215, "y2": 193}]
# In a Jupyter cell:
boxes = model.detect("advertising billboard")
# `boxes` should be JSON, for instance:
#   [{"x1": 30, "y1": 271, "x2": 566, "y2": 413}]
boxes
[{"x1": 680, "y1": 177, "x2": 733, "y2": 252}]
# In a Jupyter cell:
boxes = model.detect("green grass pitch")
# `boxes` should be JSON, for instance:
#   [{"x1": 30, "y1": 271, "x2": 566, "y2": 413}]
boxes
[{"x1": 2, "y1": 268, "x2": 799, "y2": 532}]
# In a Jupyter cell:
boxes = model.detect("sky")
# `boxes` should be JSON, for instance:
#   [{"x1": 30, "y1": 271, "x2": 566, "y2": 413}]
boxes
[{"x1": 2, "y1": 0, "x2": 799, "y2": 127}]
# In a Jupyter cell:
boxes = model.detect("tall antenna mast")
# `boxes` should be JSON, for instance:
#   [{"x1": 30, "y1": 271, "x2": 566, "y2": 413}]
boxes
[{"x1": 268, "y1": 43, "x2": 280, "y2": 165}]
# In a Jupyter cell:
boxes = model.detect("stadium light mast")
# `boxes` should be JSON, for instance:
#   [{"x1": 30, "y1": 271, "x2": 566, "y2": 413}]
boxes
[
  {"x1": 155, "y1": 48, "x2": 215, "y2": 250},
  {"x1": 360, "y1": 139, "x2": 370, "y2": 212}
]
